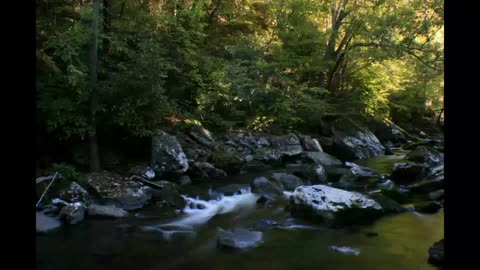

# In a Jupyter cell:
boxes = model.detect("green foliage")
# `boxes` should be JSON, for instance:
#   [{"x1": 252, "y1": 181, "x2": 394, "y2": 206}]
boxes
[
  {"x1": 36, "y1": 0, "x2": 444, "y2": 151},
  {"x1": 49, "y1": 163, "x2": 81, "y2": 181}
]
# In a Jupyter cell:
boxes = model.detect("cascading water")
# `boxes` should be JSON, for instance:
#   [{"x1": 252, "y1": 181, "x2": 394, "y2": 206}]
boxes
[{"x1": 143, "y1": 186, "x2": 259, "y2": 240}]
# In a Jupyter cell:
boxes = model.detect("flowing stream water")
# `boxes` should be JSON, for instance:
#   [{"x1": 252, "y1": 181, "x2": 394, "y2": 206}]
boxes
[{"x1": 37, "y1": 151, "x2": 443, "y2": 270}]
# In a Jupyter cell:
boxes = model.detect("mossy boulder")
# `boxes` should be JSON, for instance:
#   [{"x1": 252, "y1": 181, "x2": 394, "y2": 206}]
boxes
[{"x1": 211, "y1": 151, "x2": 245, "y2": 173}]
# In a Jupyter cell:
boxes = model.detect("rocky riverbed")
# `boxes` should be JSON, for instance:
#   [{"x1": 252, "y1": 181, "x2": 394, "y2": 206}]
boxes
[{"x1": 36, "y1": 119, "x2": 444, "y2": 270}]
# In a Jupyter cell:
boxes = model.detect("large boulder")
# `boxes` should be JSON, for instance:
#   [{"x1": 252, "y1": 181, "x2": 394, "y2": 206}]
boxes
[
  {"x1": 87, "y1": 204, "x2": 129, "y2": 218},
  {"x1": 151, "y1": 129, "x2": 189, "y2": 176},
  {"x1": 271, "y1": 173, "x2": 305, "y2": 191},
  {"x1": 250, "y1": 177, "x2": 283, "y2": 201},
  {"x1": 269, "y1": 133, "x2": 303, "y2": 156},
  {"x1": 390, "y1": 163, "x2": 429, "y2": 184},
  {"x1": 36, "y1": 212, "x2": 62, "y2": 233},
  {"x1": 290, "y1": 185, "x2": 384, "y2": 226},
  {"x1": 86, "y1": 171, "x2": 152, "y2": 210},
  {"x1": 59, "y1": 202, "x2": 85, "y2": 224},
  {"x1": 428, "y1": 239, "x2": 444, "y2": 267},
  {"x1": 216, "y1": 228, "x2": 263, "y2": 249},
  {"x1": 326, "y1": 119, "x2": 385, "y2": 161},
  {"x1": 333, "y1": 131, "x2": 385, "y2": 161}
]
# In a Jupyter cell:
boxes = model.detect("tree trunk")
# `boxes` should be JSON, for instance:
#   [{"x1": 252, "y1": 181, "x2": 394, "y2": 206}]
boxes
[
  {"x1": 436, "y1": 108, "x2": 444, "y2": 126},
  {"x1": 119, "y1": 0, "x2": 127, "y2": 18},
  {"x1": 320, "y1": 6, "x2": 349, "y2": 91},
  {"x1": 89, "y1": 0, "x2": 101, "y2": 172},
  {"x1": 102, "y1": 0, "x2": 111, "y2": 55}
]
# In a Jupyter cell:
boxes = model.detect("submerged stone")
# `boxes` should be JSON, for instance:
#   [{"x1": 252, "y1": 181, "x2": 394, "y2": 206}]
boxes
[{"x1": 217, "y1": 228, "x2": 263, "y2": 249}]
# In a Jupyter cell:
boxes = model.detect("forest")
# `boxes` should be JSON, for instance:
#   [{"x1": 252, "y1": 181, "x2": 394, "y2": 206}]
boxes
[
  {"x1": 36, "y1": 1, "x2": 444, "y2": 270},
  {"x1": 37, "y1": 0, "x2": 443, "y2": 172}
]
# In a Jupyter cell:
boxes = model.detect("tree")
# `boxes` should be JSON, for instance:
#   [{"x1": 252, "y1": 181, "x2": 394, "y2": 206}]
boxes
[{"x1": 89, "y1": 0, "x2": 101, "y2": 172}]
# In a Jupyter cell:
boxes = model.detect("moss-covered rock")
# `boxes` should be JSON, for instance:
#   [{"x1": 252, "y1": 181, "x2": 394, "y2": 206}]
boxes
[{"x1": 211, "y1": 151, "x2": 245, "y2": 173}]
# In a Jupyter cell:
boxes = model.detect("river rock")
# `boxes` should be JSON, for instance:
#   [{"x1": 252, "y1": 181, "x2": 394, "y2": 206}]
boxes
[
  {"x1": 391, "y1": 163, "x2": 429, "y2": 184},
  {"x1": 378, "y1": 179, "x2": 395, "y2": 191},
  {"x1": 380, "y1": 186, "x2": 411, "y2": 204},
  {"x1": 290, "y1": 185, "x2": 383, "y2": 226},
  {"x1": 148, "y1": 181, "x2": 186, "y2": 209},
  {"x1": 41, "y1": 180, "x2": 92, "y2": 207},
  {"x1": 368, "y1": 193, "x2": 408, "y2": 214},
  {"x1": 366, "y1": 120, "x2": 409, "y2": 146},
  {"x1": 329, "y1": 246, "x2": 360, "y2": 256},
  {"x1": 178, "y1": 175, "x2": 192, "y2": 186},
  {"x1": 59, "y1": 202, "x2": 85, "y2": 224},
  {"x1": 87, "y1": 204, "x2": 129, "y2": 218},
  {"x1": 271, "y1": 173, "x2": 305, "y2": 191},
  {"x1": 298, "y1": 135, "x2": 323, "y2": 152},
  {"x1": 303, "y1": 151, "x2": 343, "y2": 168},
  {"x1": 313, "y1": 164, "x2": 328, "y2": 183},
  {"x1": 333, "y1": 131, "x2": 385, "y2": 161},
  {"x1": 410, "y1": 180, "x2": 444, "y2": 195},
  {"x1": 189, "y1": 125, "x2": 215, "y2": 146},
  {"x1": 335, "y1": 162, "x2": 380, "y2": 191},
  {"x1": 87, "y1": 171, "x2": 152, "y2": 210},
  {"x1": 211, "y1": 184, "x2": 250, "y2": 197},
  {"x1": 36, "y1": 212, "x2": 62, "y2": 233},
  {"x1": 128, "y1": 165, "x2": 155, "y2": 179},
  {"x1": 326, "y1": 167, "x2": 350, "y2": 182},
  {"x1": 217, "y1": 228, "x2": 263, "y2": 249},
  {"x1": 344, "y1": 162, "x2": 380, "y2": 178},
  {"x1": 240, "y1": 160, "x2": 272, "y2": 172},
  {"x1": 414, "y1": 201, "x2": 442, "y2": 213},
  {"x1": 250, "y1": 219, "x2": 279, "y2": 231},
  {"x1": 211, "y1": 151, "x2": 244, "y2": 173},
  {"x1": 270, "y1": 133, "x2": 303, "y2": 156},
  {"x1": 384, "y1": 143, "x2": 395, "y2": 155},
  {"x1": 428, "y1": 189, "x2": 444, "y2": 201},
  {"x1": 428, "y1": 239, "x2": 444, "y2": 267},
  {"x1": 250, "y1": 176, "x2": 283, "y2": 201},
  {"x1": 403, "y1": 139, "x2": 443, "y2": 150},
  {"x1": 325, "y1": 119, "x2": 385, "y2": 160},
  {"x1": 189, "y1": 162, "x2": 227, "y2": 181},
  {"x1": 282, "y1": 163, "x2": 314, "y2": 183},
  {"x1": 405, "y1": 146, "x2": 444, "y2": 165},
  {"x1": 151, "y1": 129, "x2": 189, "y2": 175}
]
